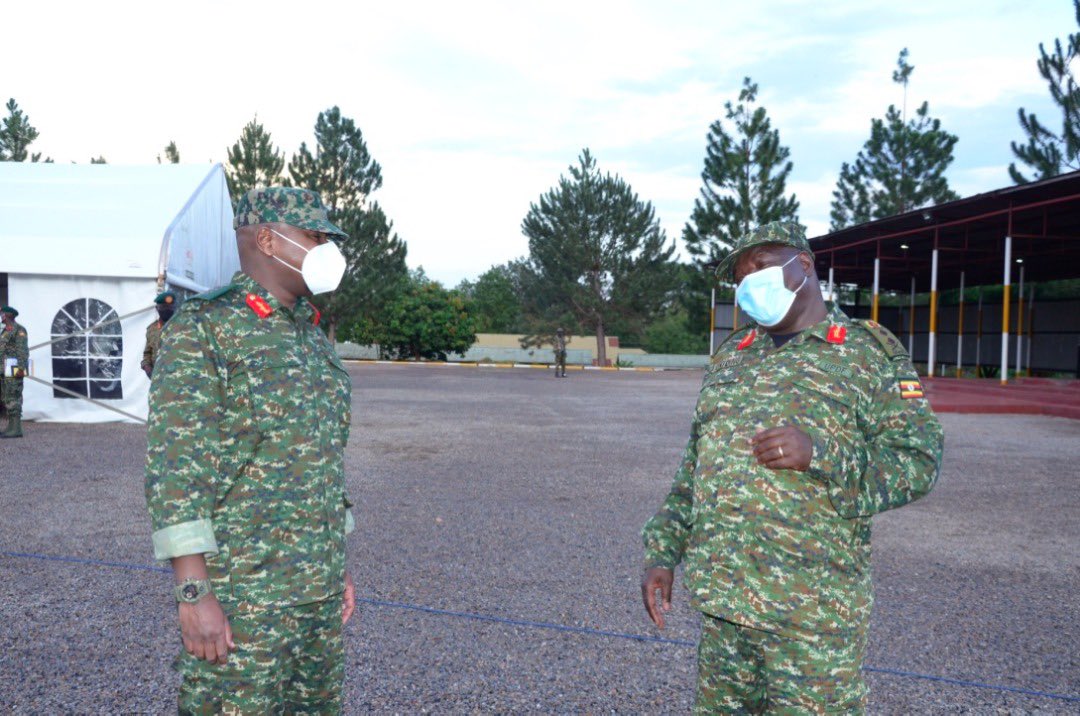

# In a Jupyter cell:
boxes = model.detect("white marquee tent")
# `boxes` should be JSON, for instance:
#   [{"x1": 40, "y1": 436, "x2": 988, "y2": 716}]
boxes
[{"x1": 0, "y1": 162, "x2": 239, "y2": 423}]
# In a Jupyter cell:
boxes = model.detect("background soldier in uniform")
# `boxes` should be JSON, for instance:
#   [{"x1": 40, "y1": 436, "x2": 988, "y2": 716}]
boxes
[
  {"x1": 0, "y1": 306, "x2": 29, "y2": 439},
  {"x1": 141, "y1": 290, "x2": 178, "y2": 378},
  {"x1": 145, "y1": 187, "x2": 357, "y2": 714},
  {"x1": 640, "y1": 222, "x2": 944, "y2": 714},
  {"x1": 553, "y1": 327, "x2": 568, "y2": 378}
]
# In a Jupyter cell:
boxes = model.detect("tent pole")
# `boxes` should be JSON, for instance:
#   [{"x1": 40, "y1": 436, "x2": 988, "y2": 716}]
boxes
[
  {"x1": 975, "y1": 288, "x2": 983, "y2": 376},
  {"x1": 709, "y1": 288, "x2": 715, "y2": 355},
  {"x1": 1026, "y1": 285, "x2": 1034, "y2": 376},
  {"x1": 872, "y1": 257, "x2": 880, "y2": 322},
  {"x1": 908, "y1": 276, "x2": 916, "y2": 360},
  {"x1": 1015, "y1": 264, "x2": 1024, "y2": 379}
]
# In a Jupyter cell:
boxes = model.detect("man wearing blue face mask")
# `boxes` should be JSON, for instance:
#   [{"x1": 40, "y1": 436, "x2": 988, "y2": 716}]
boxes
[{"x1": 641, "y1": 222, "x2": 944, "y2": 714}]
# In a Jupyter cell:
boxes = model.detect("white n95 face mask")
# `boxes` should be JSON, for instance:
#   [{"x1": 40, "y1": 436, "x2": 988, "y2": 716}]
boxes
[
  {"x1": 735, "y1": 253, "x2": 808, "y2": 327},
  {"x1": 271, "y1": 229, "x2": 347, "y2": 294}
]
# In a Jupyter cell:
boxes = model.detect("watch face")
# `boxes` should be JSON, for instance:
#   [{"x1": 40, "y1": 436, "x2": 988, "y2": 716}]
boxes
[{"x1": 182, "y1": 584, "x2": 199, "y2": 601}]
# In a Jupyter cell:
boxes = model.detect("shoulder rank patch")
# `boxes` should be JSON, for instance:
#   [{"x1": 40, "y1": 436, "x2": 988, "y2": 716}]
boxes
[
  {"x1": 826, "y1": 324, "x2": 847, "y2": 344},
  {"x1": 736, "y1": 331, "x2": 756, "y2": 350},
  {"x1": 246, "y1": 293, "x2": 273, "y2": 318},
  {"x1": 856, "y1": 318, "x2": 908, "y2": 358},
  {"x1": 312, "y1": 306, "x2": 321, "y2": 327},
  {"x1": 18, "y1": 330, "x2": 26, "y2": 337},
  {"x1": 899, "y1": 378, "x2": 924, "y2": 399}
]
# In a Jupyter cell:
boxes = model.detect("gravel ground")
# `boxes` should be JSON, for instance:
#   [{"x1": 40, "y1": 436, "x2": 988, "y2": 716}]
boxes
[{"x1": 1, "y1": 364, "x2": 1077, "y2": 714}]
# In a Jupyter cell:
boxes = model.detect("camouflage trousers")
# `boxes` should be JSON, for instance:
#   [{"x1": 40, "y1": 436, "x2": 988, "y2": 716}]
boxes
[
  {"x1": 177, "y1": 595, "x2": 344, "y2": 715},
  {"x1": 0, "y1": 377, "x2": 22, "y2": 417},
  {"x1": 695, "y1": 614, "x2": 867, "y2": 715},
  {"x1": 554, "y1": 350, "x2": 567, "y2": 375}
]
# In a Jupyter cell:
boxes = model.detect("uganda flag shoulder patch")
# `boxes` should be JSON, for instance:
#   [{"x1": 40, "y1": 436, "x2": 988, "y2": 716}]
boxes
[{"x1": 899, "y1": 378, "x2": 924, "y2": 399}]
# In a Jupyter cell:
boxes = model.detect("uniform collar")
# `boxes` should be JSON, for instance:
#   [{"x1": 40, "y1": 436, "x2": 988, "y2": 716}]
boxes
[{"x1": 231, "y1": 271, "x2": 315, "y2": 323}]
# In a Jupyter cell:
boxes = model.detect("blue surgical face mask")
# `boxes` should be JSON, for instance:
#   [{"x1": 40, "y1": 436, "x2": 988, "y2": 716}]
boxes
[{"x1": 735, "y1": 253, "x2": 808, "y2": 327}]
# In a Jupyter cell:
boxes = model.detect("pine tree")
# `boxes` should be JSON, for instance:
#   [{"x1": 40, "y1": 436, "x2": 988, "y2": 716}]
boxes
[
  {"x1": 225, "y1": 117, "x2": 285, "y2": 202},
  {"x1": 518, "y1": 149, "x2": 676, "y2": 366},
  {"x1": 158, "y1": 141, "x2": 180, "y2": 164},
  {"x1": 830, "y1": 49, "x2": 959, "y2": 230},
  {"x1": 90, "y1": 156, "x2": 106, "y2": 164},
  {"x1": 0, "y1": 98, "x2": 50, "y2": 162},
  {"x1": 287, "y1": 106, "x2": 382, "y2": 213},
  {"x1": 288, "y1": 107, "x2": 406, "y2": 341},
  {"x1": 684, "y1": 77, "x2": 799, "y2": 269},
  {"x1": 1009, "y1": 0, "x2": 1080, "y2": 183}
]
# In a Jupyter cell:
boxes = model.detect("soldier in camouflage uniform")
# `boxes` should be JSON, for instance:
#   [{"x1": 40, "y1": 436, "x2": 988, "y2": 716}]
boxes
[
  {"x1": 640, "y1": 222, "x2": 944, "y2": 714},
  {"x1": 146, "y1": 187, "x2": 357, "y2": 714},
  {"x1": 0, "y1": 306, "x2": 29, "y2": 439},
  {"x1": 554, "y1": 327, "x2": 568, "y2": 378},
  {"x1": 141, "y1": 290, "x2": 178, "y2": 378}
]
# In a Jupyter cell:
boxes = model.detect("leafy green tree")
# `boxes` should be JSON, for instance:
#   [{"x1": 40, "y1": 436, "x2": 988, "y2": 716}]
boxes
[
  {"x1": 90, "y1": 156, "x2": 106, "y2": 164},
  {"x1": 288, "y1": 107, "x2": 407, "y2": 341},
  {"x1": 643, "y1": 307, "x2": 708, "y2": 354},
  {"x1": 226, "y1": 117, "x2": 284, "y2": 201},
  {"x1": 519, "y1": 149, "x2": 676, "y2": 366},
  {"x1": 830, "y1": 49, "x2": 959, "y2": 229},
  {"x1": 1010, "y1": 0, "x2": 1080, "y2": 183},
  {"x1": 0, "y1": 98, "x2": 50, "y2": 162},
  {"x1": 372, "y1": 269, "x2": 477, "y2": 360},
  {"x1": 158, "y1": 141, "x2": 180, "y2": 164},
  {"x1": 457, "y1": 264, "x2": 523, "y2": 333}
]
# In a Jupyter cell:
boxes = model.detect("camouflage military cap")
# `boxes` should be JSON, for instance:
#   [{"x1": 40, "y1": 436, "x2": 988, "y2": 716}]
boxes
[
  {"x1": 0, "y1": 306, "x2": 17, "y2": 317},
  {"x1": 233, "y1": 187, "x2": 347, "y2": 238},
  {"x1": 154, "y1": 291, "x2": 177, "y2": 305},
  {"x1": 715, "y1": 221, "x2": 813, "y2": 281}
]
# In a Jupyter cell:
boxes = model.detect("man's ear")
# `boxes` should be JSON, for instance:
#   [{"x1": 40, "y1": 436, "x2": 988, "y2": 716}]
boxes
[
  {"x1": 254, "y1": 226, "x2": 276, "y2": 257},
  {"x1": 798, "y1": 252, "x2": 815, "y2": 275}
]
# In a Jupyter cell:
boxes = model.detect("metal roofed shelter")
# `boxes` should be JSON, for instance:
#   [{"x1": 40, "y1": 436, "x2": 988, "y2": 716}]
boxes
[{"x1": 808, "y1": 170, "x2": 1080, "y2": 382}]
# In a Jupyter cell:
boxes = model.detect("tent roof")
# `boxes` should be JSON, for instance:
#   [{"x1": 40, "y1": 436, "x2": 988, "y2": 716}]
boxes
[
  {"x1": 807, "y1": 170, "x2": 1080, "y2": 292},
  {"x1": 0, "y1": 162, "x2": 226, "y2": 279}
]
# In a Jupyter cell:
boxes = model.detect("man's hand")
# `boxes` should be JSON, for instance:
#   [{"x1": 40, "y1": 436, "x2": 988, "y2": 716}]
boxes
[
  {"x1": 142, "y1": 365, "x2": 153, "y2": 379},
  {"x1": 751, "y1": 425, "x2": 813, "y2": 471},
  {"x1": 641, "y1": 566, "x2": 674, "y2": 629},
  {"x1": 342, "y1": 571, "x2": 356, "y2": 625},
  {"x1": 178, "y1": 597, "x2": 235, "y2": 665}
]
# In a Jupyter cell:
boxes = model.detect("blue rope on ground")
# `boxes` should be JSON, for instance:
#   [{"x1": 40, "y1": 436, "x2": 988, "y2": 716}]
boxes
[{"x1": 3, "y1": 549, "x2": 1077, "y2": 704}]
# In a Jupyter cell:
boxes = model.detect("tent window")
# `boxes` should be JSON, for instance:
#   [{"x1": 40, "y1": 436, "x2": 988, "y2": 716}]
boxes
[{"x1": 50, "y1": 298, "x2": 124, "y2": 400}]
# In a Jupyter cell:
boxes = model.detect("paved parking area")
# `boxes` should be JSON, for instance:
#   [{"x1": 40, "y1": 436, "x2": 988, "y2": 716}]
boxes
[{"x1": 1, "y1": 364, "x2": 1077, "y2": 713}]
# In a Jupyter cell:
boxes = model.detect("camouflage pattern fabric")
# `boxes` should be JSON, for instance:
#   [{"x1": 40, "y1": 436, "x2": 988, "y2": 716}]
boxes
[
  {"x1": 696, "y1": 614, "x2": 867, "y2": 715},
  {"x1": 234, "y1": 186, "x2": 348, "y2": 238},
  {"x1": 0, "y1": 320, "x2": 29, "y2": 418},
  {"x1": 141, "y1": 320, "x2": 162, "y2": 375},
  {"x1": 714, "y1": 222, "x2": 813, "y2": 281},
  {"x1": 642, "y1": 304, "x2": 942, "y2": 706},
  {"x1": 554, "y1": 333, "x2": 567, "y2": 376},
  {"x1": 145, "y1": 270, "x2": 355, "y2": 610},
  {"x1": 177, "y1": 594, "x2": 344, "y2": 715}
]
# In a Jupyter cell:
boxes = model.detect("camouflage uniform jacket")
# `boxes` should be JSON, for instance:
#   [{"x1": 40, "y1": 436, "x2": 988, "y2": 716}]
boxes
[
  {"x1": 642, "y1": 305, "x2": 943, "y2": 639},
  {"x1": 0, "y1": 321, "x2": 29, "y2": 373},
  {"x1": 141, "y1": 320, "x2": 162, "y2": 373},
  {"x1": 145, "y1": 271, "x2": 355, "y2": 609}
]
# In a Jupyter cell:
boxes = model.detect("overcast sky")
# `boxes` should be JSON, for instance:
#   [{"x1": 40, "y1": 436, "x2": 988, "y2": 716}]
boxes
[{"x1": 6, "y1": 1, "x2": 1071, "y2": 286}]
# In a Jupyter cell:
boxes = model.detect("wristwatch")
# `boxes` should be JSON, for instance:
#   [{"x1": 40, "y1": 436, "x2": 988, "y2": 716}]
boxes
[{"x1": 174, "y1": 578, "x2": 213, "y2": 604}]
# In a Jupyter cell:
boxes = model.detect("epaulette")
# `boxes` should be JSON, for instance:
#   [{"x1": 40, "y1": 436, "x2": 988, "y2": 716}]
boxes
[
  {"x1": 712, "y1": 322, "x2": 756, "y2": 356},
  {"x1": 186, "y1": 283, "x2": 239, "y2": 303},
  {"x1": 854, "y1": 319, "x2": 908, "y2": 359}
]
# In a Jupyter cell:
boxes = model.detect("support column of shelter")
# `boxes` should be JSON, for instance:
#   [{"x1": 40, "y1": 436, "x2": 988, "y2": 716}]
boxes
[
  {"x1": 1015, "y1": 264, "x2": 1025, "y2": 378},
  {"x1": 908, "y1": 277, "x2": 916, "y2": 358},
  {"x1": 827, "y1": 267, "x2": 835, "y2": 303},
  {"x1": 928, "y1": 248, "x2": 939, "y2": 377},
  {"x1": 975, "y1": 288, "x2": 983, "y2": 375},
  {"x1": 1000, "y1": 236, "x2": 1011, "y2": 386},
  {"x1": 956, "y1": 271, "x2": 965, "y2": 377},
  {"x1": 872, "y1": 257, "x2": 880, "y2": 322},
  {"x1": 1026, "y1": 286, "x2": 1034, "y2": 376},
  {"x1": 709, "y1": 288, "x2": 716, "y2": 355}
]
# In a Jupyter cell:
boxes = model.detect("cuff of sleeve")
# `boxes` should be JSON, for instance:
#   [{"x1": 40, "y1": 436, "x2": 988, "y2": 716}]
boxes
[
  {"x1": 643, "y1": 550, "x2": 678, "y2": 571},
  {"x1": 151, "y1": 518, "x2": 219, "y2": 561},
  {"x1": 807, "y1": 428, "x2": 845, "y2": 484},
  {"x1": 344, "y1": 509, "x2": 355, "y2": 535}
]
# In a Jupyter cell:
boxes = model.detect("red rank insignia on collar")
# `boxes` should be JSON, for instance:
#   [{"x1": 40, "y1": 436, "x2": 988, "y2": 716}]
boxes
[
  {"x1": 311, "y1": 306, "x2": 321, "y2": 326},
  {"x1": 736, "y1": 330, "x2": 756, "y2": 350},
  {"x1": 826, "y1": 324, "x2": 847, "y2": 345},
  {"x1": 246, "y1": 293, "x2": 273, "y2": 318}
]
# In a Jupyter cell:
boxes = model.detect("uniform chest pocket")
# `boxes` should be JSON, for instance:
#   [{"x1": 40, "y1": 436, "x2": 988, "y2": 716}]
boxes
[
  {"x1": 240, "y1": 359, "x2": 308, "y2": 435},
  {"x1": 695, "y1": 368, "x2": 741, "y2": 424},
  {"x1": 788, "y1": 374, "x2": 858, "y2": 433}
]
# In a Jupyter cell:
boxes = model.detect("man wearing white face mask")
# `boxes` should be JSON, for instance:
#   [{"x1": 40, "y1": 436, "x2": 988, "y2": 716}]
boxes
[
  {"x1": 642, "y1": 222, "x2": 943, "y2": 714},
  {"x1": 146, "y1": 186, "x2": 357, "y2": 713}
]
